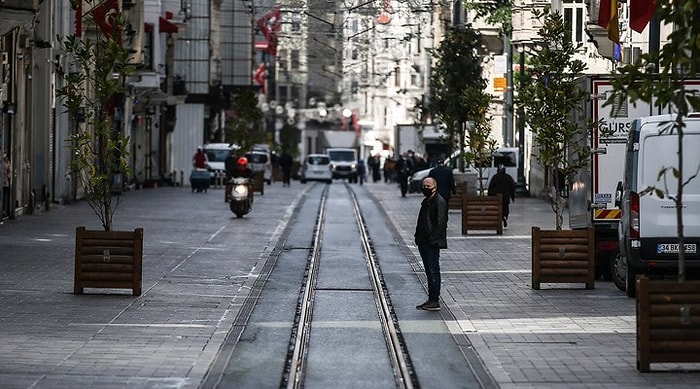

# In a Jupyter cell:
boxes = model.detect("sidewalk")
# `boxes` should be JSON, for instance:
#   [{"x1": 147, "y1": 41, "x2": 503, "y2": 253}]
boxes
[
  {"x1": 364, "y1": 181, "x2": 700, "y2": 389},
  {"x1": 0, "y1": 181, "x2": 698, "y2": 388}
]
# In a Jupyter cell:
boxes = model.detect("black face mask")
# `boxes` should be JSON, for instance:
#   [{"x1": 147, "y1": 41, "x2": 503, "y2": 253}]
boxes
[{"x1": 421, "y1": 187, "x2": 434, "y2": 197}]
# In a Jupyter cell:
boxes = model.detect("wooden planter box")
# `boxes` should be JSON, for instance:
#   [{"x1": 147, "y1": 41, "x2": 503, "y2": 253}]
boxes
[
  {"x1": 74, "y1": 226, "x2": 144, "y2": 296},
  {"x1": 462, "y1": 193, "x2": 503, "y2": 235},
  {"x1": 531, "y1": 227, "x2": 594, "y2": 290},
  {"x1": 636, "y1": 276, "x2": 700, "y2": 372},
  {"x1": 449, "y1": 183, "x2": 465, "y2": 210}
]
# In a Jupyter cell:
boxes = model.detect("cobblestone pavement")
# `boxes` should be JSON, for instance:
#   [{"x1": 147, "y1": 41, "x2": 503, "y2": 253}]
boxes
[
  {"x1": 0, "y1": 179, "x2": 699, "y2": 389},
  {"x1": 363, "y1": 180, "x2": 700, "y2": 389}
]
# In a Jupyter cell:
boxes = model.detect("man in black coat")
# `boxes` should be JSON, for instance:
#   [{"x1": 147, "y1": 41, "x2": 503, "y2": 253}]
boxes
[
  {"x1": 414, "y1": 177, "x2": 448, "y2": 311},
  {"x1": 428, "y1": 158, "x2": 456, "y2": 203},
  {"x1": 488, "y1": 165, "x2": 516, "y2": 227}
]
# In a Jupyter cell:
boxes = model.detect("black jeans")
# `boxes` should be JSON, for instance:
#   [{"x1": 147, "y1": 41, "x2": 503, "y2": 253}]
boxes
[{"x1": 418, "y1": 243, "x2": 441, "y2": 302}]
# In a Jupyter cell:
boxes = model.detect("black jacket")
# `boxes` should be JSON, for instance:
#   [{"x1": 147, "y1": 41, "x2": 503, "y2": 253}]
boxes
[
  {"x1": 428, "y1": 165, "x2": 456, "y2": 201},
  {"x1": 487, "y1": 171, "x2": 516, "y2": 203},
  {"x1": 414, "y1": 193, "x2": 448, "y2": 249}
]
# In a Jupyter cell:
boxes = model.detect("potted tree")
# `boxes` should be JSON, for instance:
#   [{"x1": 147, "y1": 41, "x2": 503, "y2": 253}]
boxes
[
  {"x1": 609, "y1": 0, "x2": 700, "y2": 371},
  {"x1": 224, "y1": 88, "x2": 266, "y2": 194},
  {"x1": 517, "y1": 9, "x2": 596, "y2": 289},
  {"x1": 461, "y1": 88, "x2": 503, "y2": 235},
  {"x1": 428, "y1": 24, "x2": 492, "y2": 201},
  {"x1": 57, "y1": 0, "x2": 142, "y2": 295}
]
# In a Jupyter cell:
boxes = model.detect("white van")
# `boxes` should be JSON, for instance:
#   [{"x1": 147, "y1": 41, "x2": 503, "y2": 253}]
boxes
[
  {"x1": 327, "y1": 148, "x2": 358, "y2": 183},
  {"x1": 202, "y1": 143, "x2": 234, "y2": 181},
  {"x1": 409, "y1": 147, "x2": 518, "y2": 193},
  {"x1": 617, "y1": 114, "x2": 700, "y2": 297}
]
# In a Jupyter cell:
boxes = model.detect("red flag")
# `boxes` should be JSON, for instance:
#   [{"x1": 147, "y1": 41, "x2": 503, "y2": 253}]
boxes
[
  {"x1": 253, "y1": 63, "x2": 266, "y2": 93},
  {"x1": 597, "y1": 0, "x2": 611, "y2": 28},
  {"x1": 630, "y1": 0, "x2": 656, "y2": 33},
  {"x1": 75, "y1": 2, "x2": 83, "y2": 37},
  {"x1": 256, "y1": 6, "x2": 281, "y2": 56},
  {"x1": 598, "y1": 0, "x2": 619, "y2": 44},
  {"x1": 91, "y1": 0, "x2": 120, "y2": 40}
]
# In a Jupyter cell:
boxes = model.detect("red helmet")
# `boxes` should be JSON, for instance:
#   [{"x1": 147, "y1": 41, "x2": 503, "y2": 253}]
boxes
[{"x1": 237, "y1": 157, "x2": 248, "y2": 169}]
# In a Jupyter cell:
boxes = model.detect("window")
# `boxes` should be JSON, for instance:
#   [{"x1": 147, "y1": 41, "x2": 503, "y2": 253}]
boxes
[
  {"x1": 563, "y1": 0, "x2": 586, "y2": 44},
  {"x1": 291, "y1": 50, "x2": 300, "y2": 70}
]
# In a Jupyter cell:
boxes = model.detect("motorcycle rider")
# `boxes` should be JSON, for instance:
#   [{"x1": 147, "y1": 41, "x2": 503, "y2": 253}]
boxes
[{"x1": 225, "y1": 157, "x2": 255, "y2": 202}]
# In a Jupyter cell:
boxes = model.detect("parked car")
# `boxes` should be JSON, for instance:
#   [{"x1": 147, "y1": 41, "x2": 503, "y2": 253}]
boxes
[
  {"x1": 409, "y1": 147, "x2": 518, "y2": 193},
  {"x1": 245, "y1": 149, "x2": 272, "y2": 185},
  {"x1": 300, "y1": 154, "x2": 333, "y2": 184}
]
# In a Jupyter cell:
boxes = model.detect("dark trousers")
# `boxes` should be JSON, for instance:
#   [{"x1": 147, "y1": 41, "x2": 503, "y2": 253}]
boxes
[
  {"x1": 418, "y1": 243, "x2": 441, "y2": 301},
  {"x1": 398, "y1": 174, "x2": 408, "y2": 196},
  {"x1": 282, "y1": 168, "x2": 291, "y2": 186},
  {"x1": 2, "y1": 186, "x2": 10, "y2": 218}
]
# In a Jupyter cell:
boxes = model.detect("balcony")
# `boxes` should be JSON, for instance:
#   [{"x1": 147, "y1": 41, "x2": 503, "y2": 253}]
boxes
[{"x1": 1, "y1": 0, "x2": 39, "y2": 36}]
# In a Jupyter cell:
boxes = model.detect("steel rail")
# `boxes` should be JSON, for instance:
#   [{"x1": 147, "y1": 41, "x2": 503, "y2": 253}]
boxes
[
  {"x1": 283, "y1": 185, "x2": 329, "y2": 389},
  {"x1": 348, "y1": 184, "x2": 417, "y2": 389}
]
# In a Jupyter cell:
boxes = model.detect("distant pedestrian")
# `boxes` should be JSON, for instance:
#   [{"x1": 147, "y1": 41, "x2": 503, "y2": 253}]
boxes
[
  {"x1": 279, "y1": 152, "x2": 293, "y2": 187},
  {"x1": 414, "y1": 177, "x2": 448, "y2": 311},
  {"x1": 396, "y1": 153, "x2": 414, "y2": 197},
  {"x1": 357, "y1": 159, "x2": 366, "y2": 185},
  {"x1": 488, "y1": 164, "x2": 516, "y2": 227},
  {"x1": 2, "y1": 151, "x2": 10, "y2": 220},
  {"x1": 428, "y1": 158, "x2": 456, "y2": 203},
  {"x1": 192, "y1": 147, "x2": 208, "y2": 169},
  {"x1": 383, "y1": 158, "x2": 395, "y2": 183},
  {"x1": 368, "y1": 154, "x2": 381, "y2": 182}
]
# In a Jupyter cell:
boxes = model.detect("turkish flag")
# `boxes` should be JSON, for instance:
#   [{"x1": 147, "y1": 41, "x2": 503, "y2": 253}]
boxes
[
  {"x1": 253, "y1": 63, "x2": 266, "y2": 94},
  {"x1": 630, "y1": 0, "x2": 656, "y2": 33},
  {"x1": 91, "y1": 0, "x2": 120, "y2": 40},
  {"x1": 256, "y1": 6, "x2": 281, "y2": 56},
  {"x1": 598, "y1": 0, "x2": 619, "y2": 44}
]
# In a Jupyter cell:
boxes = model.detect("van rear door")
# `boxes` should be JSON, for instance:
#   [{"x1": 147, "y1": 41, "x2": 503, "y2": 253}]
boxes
[{"x1": 638, "y1": 127, "x2": 700, "y2": 239}]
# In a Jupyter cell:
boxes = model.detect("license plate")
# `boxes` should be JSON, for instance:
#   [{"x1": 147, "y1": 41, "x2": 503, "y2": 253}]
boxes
[{"x1": 657, "y1": 243, "x2": 697, "y2": 254}]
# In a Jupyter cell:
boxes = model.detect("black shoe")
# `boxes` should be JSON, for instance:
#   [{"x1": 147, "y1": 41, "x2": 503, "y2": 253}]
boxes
[
  {"x1": 503, "y1": 217, "x2": 508, "y2": 227},
  {"x1": 416, "y1": 300, "x2": 440, "y2": 311}
]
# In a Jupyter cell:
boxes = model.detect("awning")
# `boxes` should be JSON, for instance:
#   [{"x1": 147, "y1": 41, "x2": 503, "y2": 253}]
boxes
[
  {"x1": 1, "y1": 9, "x2": 36, "y2": 36},
  {"x1": 144, "y1": 19, "x2": 177, "y2": 34},
  {"x1": 159, "y1": 17, "x2": 179, "y2": 34}
]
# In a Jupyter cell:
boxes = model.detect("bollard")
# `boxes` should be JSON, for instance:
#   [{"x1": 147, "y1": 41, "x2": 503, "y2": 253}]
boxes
[
  {"x1": 180, "y1": 170, "x2": 184, "y2": 188},
  {"x1": 172, "y1": 170, "x2": 177, "y2": 187}
]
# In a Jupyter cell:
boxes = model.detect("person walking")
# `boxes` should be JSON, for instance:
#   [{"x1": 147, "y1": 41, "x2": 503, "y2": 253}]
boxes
[
  {"x1": 428, "y1": 158, "x2": 456, "y2": 203},
  {"x1": 487, "y1": 164, "x2": 516, "y2": 227},
  {"x1": 279, "y1": 152, "x2": 293, "y2": 187},
  {"x1": 192, "y1": 147, "x2": 209, "y2": 169},
  {"x1": 396, "y1": 153, "x2": 413, "y2": 197},
  {"x1": 2, "y1": 152, "x2": 11, "y2": 220},
  {"x1": 368, "y1": 154, "x2": 381, "y2": 183},
  {"x1": 414, "y1": 177, "x2": 448, "y2": 311},
  {"x1": 357, "y1": 159, "x2": 366, "y2": 185}
]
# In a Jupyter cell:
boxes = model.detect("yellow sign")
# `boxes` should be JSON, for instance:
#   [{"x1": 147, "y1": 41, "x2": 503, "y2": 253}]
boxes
[{"x1": 493, "y1": 77, "x2": 507, "y2": 93}]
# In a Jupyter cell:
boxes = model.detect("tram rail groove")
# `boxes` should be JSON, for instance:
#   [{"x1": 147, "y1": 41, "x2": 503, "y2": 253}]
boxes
[
  {"x1": 282, "y1": 185, "x2": 329, "y2": 389},
  {"x1": 282, "y1": 183, "x2": 417, "y2": 389}
]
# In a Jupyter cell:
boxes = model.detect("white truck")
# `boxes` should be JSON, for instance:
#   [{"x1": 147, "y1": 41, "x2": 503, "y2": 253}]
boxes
[{"x1": 569, "y1": 77, "x2": 700, "y2": 290}]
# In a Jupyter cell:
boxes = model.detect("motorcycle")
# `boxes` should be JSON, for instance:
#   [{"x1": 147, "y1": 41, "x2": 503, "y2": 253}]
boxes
[{"x1": 228, "y1": 177, "x2": 253, "y2": 218}]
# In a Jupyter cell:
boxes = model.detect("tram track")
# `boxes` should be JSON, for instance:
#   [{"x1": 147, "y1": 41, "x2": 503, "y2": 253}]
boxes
[
  {"x1": 201, "y1": 181, "x2": 493, "y2": 389},
  {"x1": 281, "y1": 183, "x2": 417, "y2": 389}
]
